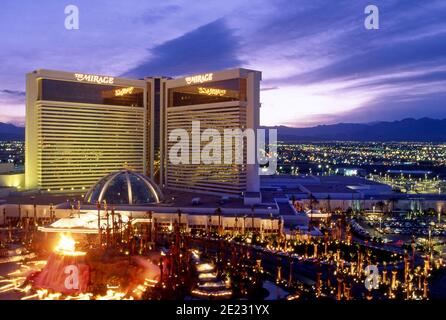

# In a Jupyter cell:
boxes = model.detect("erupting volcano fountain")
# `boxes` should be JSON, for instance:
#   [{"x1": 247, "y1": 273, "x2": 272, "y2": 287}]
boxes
[
  {"x1": 29, "y1": 234, "x2": 89, "y2": 295},
  {"x1": 4, "y1": 231, "x2": 162, "y2": 300}
]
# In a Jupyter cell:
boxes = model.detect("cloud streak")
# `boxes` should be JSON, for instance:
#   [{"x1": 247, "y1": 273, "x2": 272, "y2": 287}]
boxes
[{"x1": 122, "y1": 19, "x2": 244, "y2": 78}]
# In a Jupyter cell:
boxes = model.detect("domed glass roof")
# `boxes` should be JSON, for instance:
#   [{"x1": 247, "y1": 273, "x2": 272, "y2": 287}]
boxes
[{"x1": 84, "y1": 170, "x2": 163, "y2": 205}]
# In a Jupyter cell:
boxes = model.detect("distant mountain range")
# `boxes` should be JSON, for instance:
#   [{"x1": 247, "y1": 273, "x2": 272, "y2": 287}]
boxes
[
  {"x1": 264, "y1": 118, "x2": 446, "y2": 142},
  {"x1": 1, "y1": 117, "x2": 446, "y2": 142},
  {"x1": 0, "y1": 122, "x2": 24, "y2": 140}
]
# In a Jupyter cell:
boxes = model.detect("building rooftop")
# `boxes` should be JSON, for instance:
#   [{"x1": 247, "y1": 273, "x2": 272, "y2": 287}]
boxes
[
  {"x1": 158, "y1": 189, "x2": 277, "y2": 211},
  {"x1": 4, "y1": 174, "x2": 446, "y2": 216},
  {"x1": 277, "y1": 202, "x2": 296, "y2": 216},
  {"x1": 301, "y1": 184, "x2": 359, "y2": 194},
  {"x1": 1, "y1": 192, "x2": 83, "y2": 205},
  {"x1": 317, "y1": 175, "x2": 384, "y2": 186}
]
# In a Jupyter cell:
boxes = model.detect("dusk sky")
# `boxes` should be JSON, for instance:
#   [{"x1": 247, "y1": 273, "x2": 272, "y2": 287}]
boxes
[{"x1": 1, "y1": 0, "x2": 446, "y2": 127}]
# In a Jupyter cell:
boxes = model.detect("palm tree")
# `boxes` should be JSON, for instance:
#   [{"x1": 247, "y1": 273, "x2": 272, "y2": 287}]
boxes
[
  {"x1": 269, "y1": 213, "x2": 274, "y2": 237},
  {"x1": 389, "y1": 197, "x2": 397, "y2": 213},
  {"x1": 207, "y1": 215, "x2": 212, "y2": 236},
  {"x1": 96, "y1": 201, "x2": 101, "y2": 247},
  {"x1": 215, "y1": 207, "x2": 222, "y2": 236},
  {"x1": 234, "y1": 214, "x2": 239, "y2": 235},
  {"x1": 147, "y1": 211, "x2": 153, "y2": 243},
  {"x1": 326, "y1": 194, "x2": 331, "y2": 213},
  {"x1": 376, "y1": 201, "x2": 385, "y2": 213},
  {"x1": 177, "y1": 209, "x2": 182, "y2": 232},
  {"x1": 18, "y1": 204, "x2": 21, "y2": 222},
  {"x1": 308, "y1": 193, "x2": 318, "y2": 231},
  {"x1": 251, "y1": 205, "x2": 255, "y2": 236},
  {"x1": 309, "y1": 193, "x2": 317, "y2": 211}
]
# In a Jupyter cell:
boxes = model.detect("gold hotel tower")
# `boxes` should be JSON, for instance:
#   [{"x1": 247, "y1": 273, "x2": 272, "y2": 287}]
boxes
[{"x1": 25, "y1": 68, "x2": 261, "y2": 196}]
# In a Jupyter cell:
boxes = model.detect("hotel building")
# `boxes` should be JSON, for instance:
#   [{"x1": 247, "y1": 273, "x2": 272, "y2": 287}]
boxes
[
  {"x1": 25, "y1": 70, "x2": 151, "y2": 192},
  {"x1": 164, "y1": 69, "x2": 261, "y2": 196},
  {"x1": 25, "y1": 68, "x2": 261, "y2": 197}
]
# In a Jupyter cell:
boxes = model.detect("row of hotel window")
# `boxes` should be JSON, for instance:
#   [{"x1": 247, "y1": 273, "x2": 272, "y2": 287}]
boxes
[{"x1": 38, "y1": 79, "x2": 247, "y2": 108}]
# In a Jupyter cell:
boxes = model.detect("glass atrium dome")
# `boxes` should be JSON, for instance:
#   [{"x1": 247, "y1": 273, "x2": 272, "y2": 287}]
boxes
[{"x1": 84, "y1": 170, "x2": 163, "y2": 205}]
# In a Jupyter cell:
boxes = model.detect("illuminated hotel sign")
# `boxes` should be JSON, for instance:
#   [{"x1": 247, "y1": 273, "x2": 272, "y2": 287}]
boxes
[
  {"x1": 197, "y1": 87, "x2": 226, "y2": 96},
  {"x1": 185, "y1": 73, "x2": 213, "y2": 85},
  {"x1": 74, "y1": 73, "x2": 115, "y2": 85},
  {"x1": 115, "y1": 86, "x2": 134, "y2": 96}
]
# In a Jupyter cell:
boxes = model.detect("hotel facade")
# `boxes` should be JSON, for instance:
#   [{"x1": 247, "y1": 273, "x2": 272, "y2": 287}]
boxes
[
  {"x1": 164, "y1": 69, "x2": 261, "y2": 196},
  {"x1": 25, "y1": 68, "x2": 262, "y2": 197}
]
